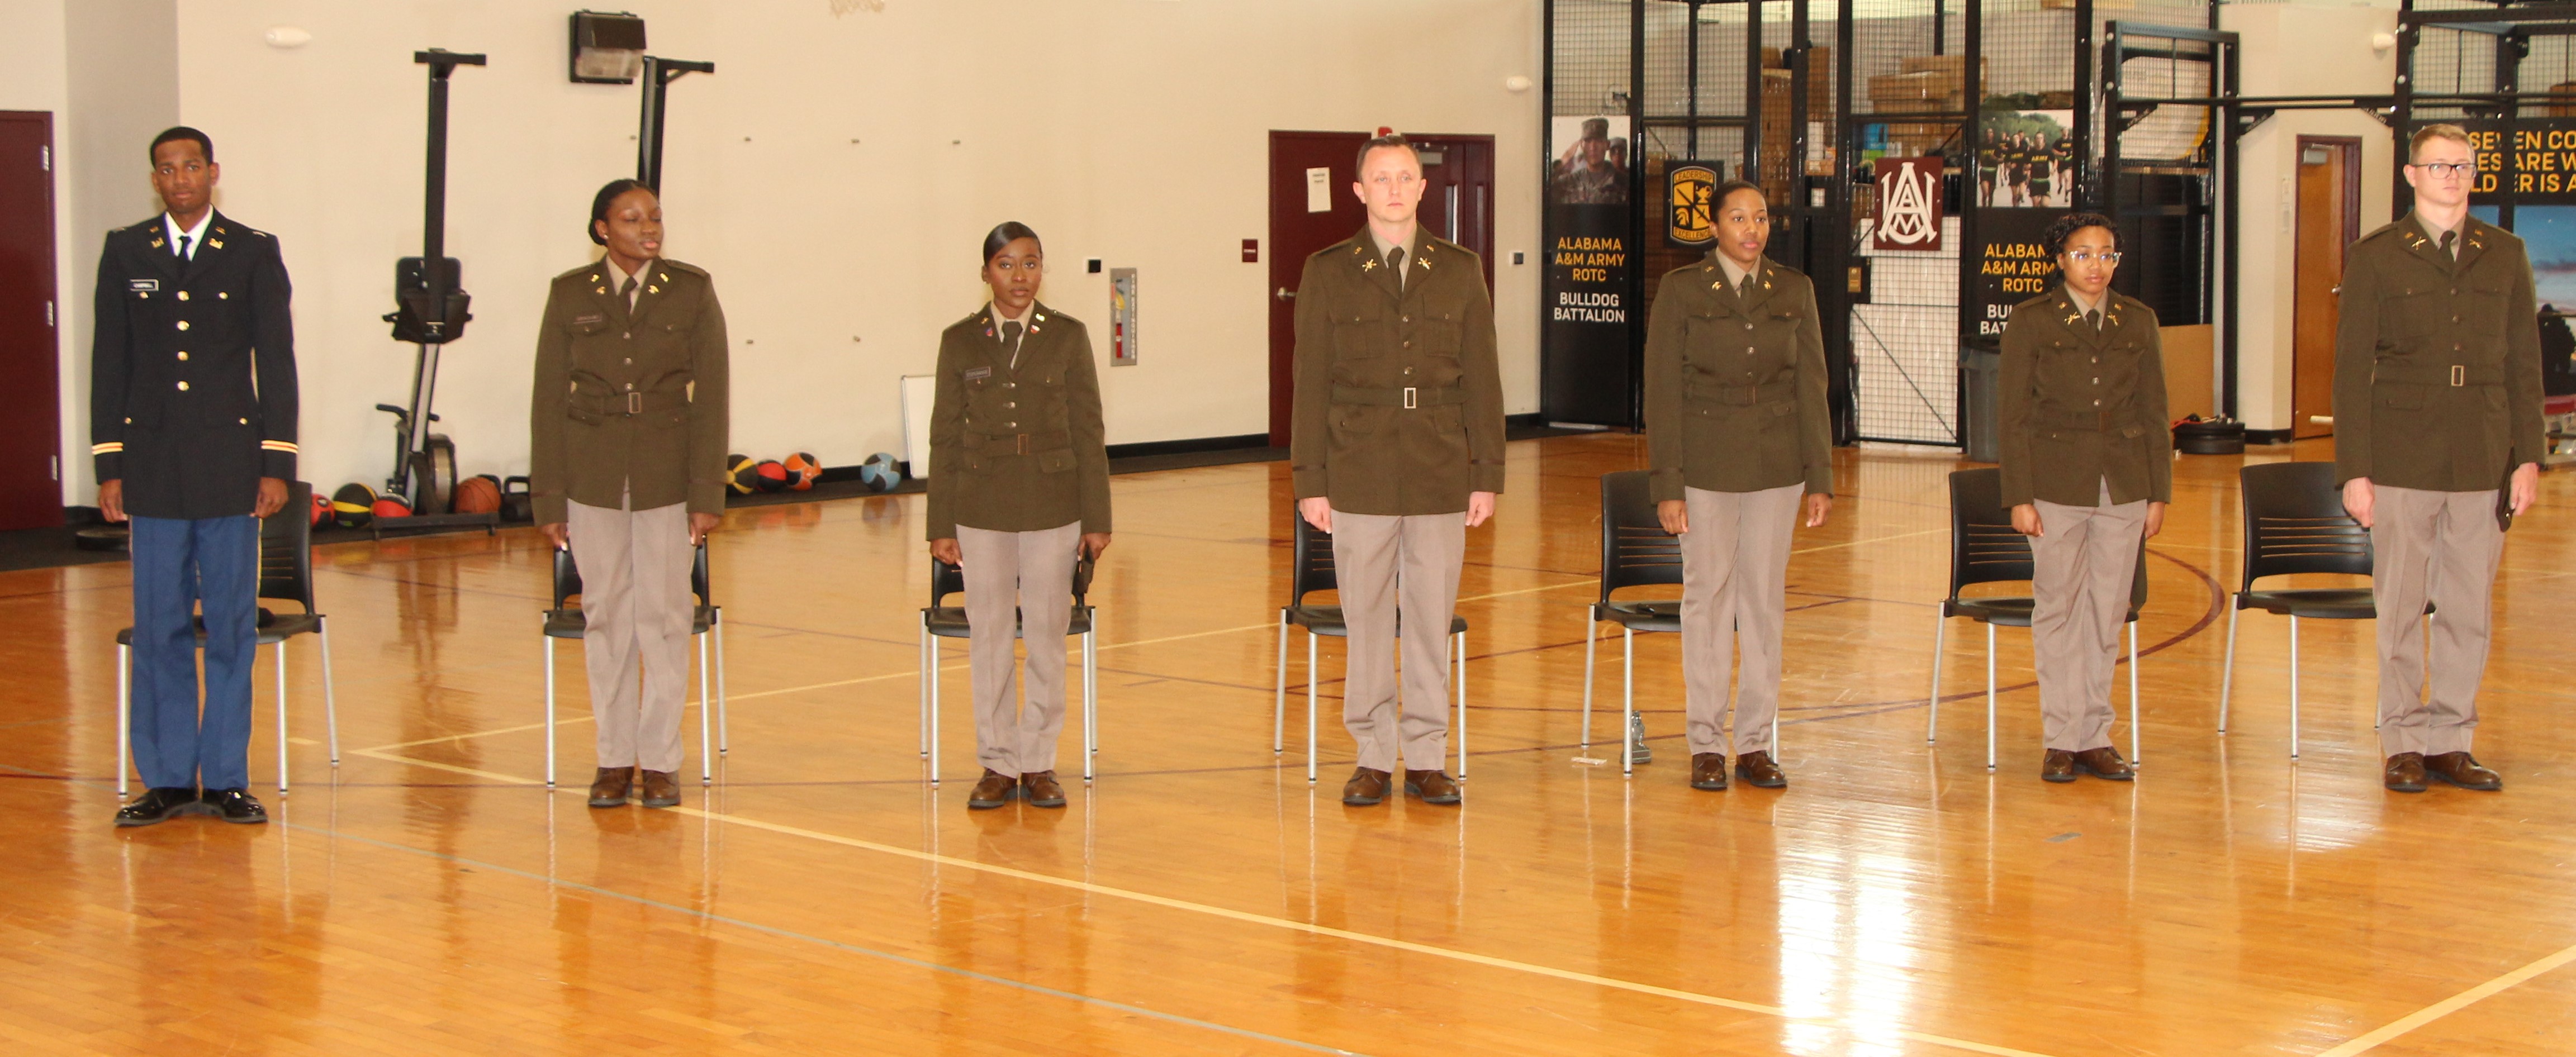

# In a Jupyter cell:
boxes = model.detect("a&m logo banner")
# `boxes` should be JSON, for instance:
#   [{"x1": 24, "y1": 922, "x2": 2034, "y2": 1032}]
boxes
[{"x1": 1872, "y1": 157, "x2": 1943, "y2": 251}]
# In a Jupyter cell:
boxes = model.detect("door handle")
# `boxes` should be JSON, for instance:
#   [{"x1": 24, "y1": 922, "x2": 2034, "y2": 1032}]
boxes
[{"x1": 1276, "y1": 287, "x2": 1297, "y2": 302}]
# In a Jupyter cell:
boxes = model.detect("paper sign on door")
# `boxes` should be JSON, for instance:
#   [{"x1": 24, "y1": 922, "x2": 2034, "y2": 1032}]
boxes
[{"x1": 1305, "y1": 168, "x2": 1332, "y2": 213}]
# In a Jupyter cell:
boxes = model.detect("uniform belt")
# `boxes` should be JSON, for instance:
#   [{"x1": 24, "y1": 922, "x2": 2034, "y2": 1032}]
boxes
[
  {"x1": 964, "y1": 429, "x2": 1071, "y2": 454},
  {"x1": 1331, "y1": 384, "x2": 1465, "y2": 409},
  {"x1": 1682, "y1": 372, "x2": 1796, "y2": 407},
  {"x1": 2374, "y1": 361, "x2": 2503, "y2": 388},
  {"x1": 572, "y1": 390, "x2": 687, "y2": 417}
]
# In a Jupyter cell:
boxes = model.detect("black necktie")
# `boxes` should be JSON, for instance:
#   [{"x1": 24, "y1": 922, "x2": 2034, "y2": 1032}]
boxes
[
  {"x1": 620, "y1": 276, "x2": 638, "y2": 310},
  {"x1": 1002, "y1": 320, "x2": 1024, "y2": 349},
  {"x1": 2086, "y1": 309, "x2": 2101, "y2": 331},
  {"x1": 1387, "y1": 246, "x2": 1406, "y2": 288},
  {"x1": 2440, "y1": 230, "x2": 2458, "y2": 260},
  {"x1": 175, "y1": 234, "x2": 191, "y2": 261}
]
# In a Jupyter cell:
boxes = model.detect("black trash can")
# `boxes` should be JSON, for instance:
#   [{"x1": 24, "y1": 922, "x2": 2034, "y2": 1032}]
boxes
[{"x1": 1960, "y1": 339, "x2": 2002, "y2": 463}]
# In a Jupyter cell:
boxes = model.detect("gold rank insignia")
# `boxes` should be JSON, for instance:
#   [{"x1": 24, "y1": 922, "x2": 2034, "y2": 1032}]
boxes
[
  {"x1": 150, "y1": 239, "x2": 165, "y2": 249},
  {"x1": 1035, "y1": 312, "x2": 1047, "y2": 322},
  {"x1": 596, "y1": 287, "x2": 608, "y2": 294},
  {"x1": 589, "y1": 274, "x2": 601, "y2": 282},
  {"x1": 647, "y1": 285, "x2": 658, "y2": 294},
  {"x1": 208, "y1": 240, "x2": 222, "y2": 249},
  {"x1": 658, "y1": 272, "x2": 670, "y2": 282}
]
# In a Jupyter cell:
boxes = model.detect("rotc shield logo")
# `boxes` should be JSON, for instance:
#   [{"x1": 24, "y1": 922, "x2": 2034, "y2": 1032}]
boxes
[
  {"x1": 1873, "y1": 157, "x2": 1944, "y2": 251},
  {"x1": 1665, "y1": 162, "x2": 1720, "y2": 248}
]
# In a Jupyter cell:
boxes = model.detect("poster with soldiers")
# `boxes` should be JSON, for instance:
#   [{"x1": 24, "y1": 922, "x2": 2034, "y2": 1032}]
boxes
[
  {"x1": 1540, "y1": 115, "x2": 1638, "y2": 425},
  {"x1": 1550, "y1": 116, "x2": 1631, "y2": 206},
  {"x1": 1976, "y1": 109, "x2": 2074, "y2": 210}
]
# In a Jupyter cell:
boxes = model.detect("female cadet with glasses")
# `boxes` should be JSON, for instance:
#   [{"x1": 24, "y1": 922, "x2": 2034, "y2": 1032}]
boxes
[
  {"x1": 926, "y1": 222, "x2": 1112, "y2": 811},
  {"x1": 1997, "y1": 212, "x2": 2170, "y2": 783},
  {"x1": 530, "y1": 179, "x2": 730, "y2": 811}
]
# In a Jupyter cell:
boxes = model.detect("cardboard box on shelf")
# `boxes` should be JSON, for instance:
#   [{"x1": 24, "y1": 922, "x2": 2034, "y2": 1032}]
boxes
[
  {"x1": 2549, "y1": 82, "x2": 2576, "y2": 117},
  {"x1": 1900, "y1": 55, "x2": 1988, "y2": 81},
  {"x1": 1870, "y1": 71, "x2": 1962, "y2": 104}
]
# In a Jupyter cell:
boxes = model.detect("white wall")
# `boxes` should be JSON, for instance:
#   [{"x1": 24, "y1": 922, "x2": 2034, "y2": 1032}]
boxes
[
  {"x1": 2227, "y1": 1, "x2": 2398, "y2": 435},
  {"x1": 150, "y1": 1, "x2": 1543, "y2": 499}
]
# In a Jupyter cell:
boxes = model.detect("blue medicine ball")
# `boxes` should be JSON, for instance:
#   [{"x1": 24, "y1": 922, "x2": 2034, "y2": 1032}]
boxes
[{"x1": 858, "y1": 452, "x2": 904, "y2": 492}]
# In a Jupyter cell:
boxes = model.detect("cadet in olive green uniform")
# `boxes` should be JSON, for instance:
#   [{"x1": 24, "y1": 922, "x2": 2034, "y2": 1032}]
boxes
[
  {"x1": 1999, "y1": 212, "x2": 2169, "y2": 784},
  {"x1": 2333, "y1": 125, "x2": 2545, "y2": 794},
  {"x1": 927, "y1": 222, "x2": 1112, "y2": 812},
  {"x1": 1291, "y1": 134, "x2": 1505, "y2": 807},
  {"x1": 1642, "y1": 180, "x2": 1832, "y2": 792},
  {"x1": 531, "y1": 179, "x2": 730, "y2": 810}
]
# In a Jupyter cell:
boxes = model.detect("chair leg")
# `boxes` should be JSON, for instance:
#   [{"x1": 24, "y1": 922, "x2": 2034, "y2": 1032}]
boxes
[
  {"x1": 698, "y1": 631, "x2": 713, "y2": 785},
  {"x1": 116, "y1": 644, "x2": 130, "y2": 798},
  {"x1": 918, "y1": 621, "x2": 930, "y2": 758},
  {"x1": 715, "y1": 617, "x2": 729, "y2": 755},
  {"x1": 1984, "y1": 622, "x2": 1998, "y2": 772},
  {"x1": 319, "y1": 617, "x2": 340, "y2": 767},
  {"x1": 276, "y1": 641, "x2": 290, "y2": 794},
  {"x1": 929, "y1": 634, "x2": 942, "y2": 785},
  {"x1": 1454, "y1": 630, "x2": 1467, "y2": 780},
  {"x1": 1927, "y1": 612, "x2": 1947, "y2": 744},
  {"x1": 544, "y1": 635, "x2": 557, "y2": 789},
  {"x1": 1273, "y1": 611, "x2": 1288, "y2": 754},
  {"x1": 1621, "y1": 627, "x2": 1635, "y2": 779},
  {"x1": 2218, "y1": 604, "x2": 2240, "y2": 734},
  {"x1": 2288, "y1": 615, "x2": 2301, "y2": 761},
  {"x1": 1581, "y1": 609, "x2": 1598, "y2": 748},
  {"x1": 1306, "y1": 631, "x2": 1320, "y2": 785},
  {"x1": 1082, "y1": 629, "x2": 1097, "y2": 784},
  {"x1": 2128, "y1": 621, "x2": 2141, "y2": 766}
]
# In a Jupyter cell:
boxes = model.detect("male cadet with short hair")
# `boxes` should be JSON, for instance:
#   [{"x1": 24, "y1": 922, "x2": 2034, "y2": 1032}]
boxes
[
  {"x1": 2333, "y1": 122, "x2": 2544, "y2": 794},
  {"x1": 93, "y1": 126, "x2": 298, "y2": 826},
  {"x1": 1291, "y1": 132, "x2": 1505, "y2": 807}
]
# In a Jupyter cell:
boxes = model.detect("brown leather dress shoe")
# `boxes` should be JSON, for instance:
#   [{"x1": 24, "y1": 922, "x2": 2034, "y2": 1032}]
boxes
[
  {"x1": 1690, "y1": 753, "x2": 1728, "y2": 791},
  {"x1": 638, "y1": 769, "x2": 681, "y2": 808},
  {"x1": 1403, "y1": 769, "x2": 1461, "y2": 804},
  {"x1": 587, "y1": 766, "x2": 634, "y2": 808},
  {"x1": 1021, "y1": 770, "x2": 1068, "y2": 808},
  {"x1": 2423, "y1": 751, "x2": 2501, "y2": 791},
  {"x1": 1734, "y1": 750, "x2": 1787, "y2": 789},
  {"x1": 967, "y1": 769, "x2": 1017, "y2": 810},
  {"x1": 2072, "y1": 747, "x2": 2133, "y2": 781},
  {"x1": 1341, "y1": 766, "x2": 1391, "y2": 806},
  {"x1": 2383, "y1": 753, "x2": 2427, "y2": 793},
  {"x1": 2042, "y1": 750, "x2": 2077, "y2": 783}
]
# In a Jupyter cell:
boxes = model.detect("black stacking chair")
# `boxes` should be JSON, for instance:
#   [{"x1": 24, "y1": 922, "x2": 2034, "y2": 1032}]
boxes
[
  {"x1": 918, "y1": 550, "x2": 1099, "y2": 785},
  {"x1": 1270, "y1": 511, "x2": 1468, "y2": 784},
  {"x1": 116, "y1": 480, "x2": 338, "y2": 796},
  {"x1": 1926, "y1": 468, "x2": 2145, "y2": 770},
  {"x1": 540, "y1": 541, "x2": 726, "y2": 788},
  {"x1": 1579, "y1": 470, "x2": 1685, "y2": 778},
  {"x1": 2220, "y1": 461, "x2": 2426, "y2": 759}
]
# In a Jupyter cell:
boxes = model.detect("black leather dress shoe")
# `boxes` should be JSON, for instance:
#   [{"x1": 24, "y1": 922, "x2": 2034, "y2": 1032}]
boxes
[
  {"x1": 200, "y1": 788, "x2": 268, "y2": 824},
  {"x1": 114, "y1": 787, "x2": 199, "y2": 827}
]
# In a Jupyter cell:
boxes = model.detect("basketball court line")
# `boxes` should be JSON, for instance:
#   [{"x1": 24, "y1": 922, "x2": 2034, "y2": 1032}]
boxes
[
  {"x1": 340, "y1": 742, "x2": 2052, "y2": 1057},
  {"x1": 274, "y1": 821, "x2": 1360, "y2": 1056},
  {"x1": 2314, "y1": 941, "x2": 2576, "y2": 1056}
]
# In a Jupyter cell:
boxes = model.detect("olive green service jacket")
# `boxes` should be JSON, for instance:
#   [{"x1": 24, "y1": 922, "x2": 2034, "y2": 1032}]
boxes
[
  {"x1": 529, "y1": 259, "x2": 730, "y2": 526},
  {"x1": 1642, "y1": 255, "x2": 1833, "y2": 501},
  {"x1": 1998, "y1": 288, "x2": 2174, "y2": 509},
  {"x1": 1289, "y1": 227, "x2": 1507, "y2": 515},
  {"x1": 2331, "y1": 211, "x2": 2547, "y2": 492},
  {"x1": 924, "y1": 302, "x2": 1112, "y2": 540}
]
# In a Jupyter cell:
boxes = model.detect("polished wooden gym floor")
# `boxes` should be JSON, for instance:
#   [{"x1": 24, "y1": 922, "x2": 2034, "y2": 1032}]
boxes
[{"x1": 4, "y1": 434, "x2": 2573, "y2": 1055}]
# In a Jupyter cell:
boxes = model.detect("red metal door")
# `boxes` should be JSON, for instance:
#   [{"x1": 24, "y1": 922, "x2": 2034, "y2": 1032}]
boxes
[{"x1": 0, "y1": 112, "x2": 60, "y2": 529}]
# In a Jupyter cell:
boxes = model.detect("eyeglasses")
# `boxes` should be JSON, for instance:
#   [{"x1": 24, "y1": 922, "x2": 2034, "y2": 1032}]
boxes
[
  {"x1": 2065, "y1": 250, "x2": 2122, "y2": 265},
  {"x1": 2413, "y1": 161, "x2": 2474, "y2": 178}
]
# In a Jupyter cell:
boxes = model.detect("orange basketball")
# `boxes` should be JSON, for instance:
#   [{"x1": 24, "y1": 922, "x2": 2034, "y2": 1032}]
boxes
[{"x1": 453, "y1": 474, "x2": 502, "y2": 514}]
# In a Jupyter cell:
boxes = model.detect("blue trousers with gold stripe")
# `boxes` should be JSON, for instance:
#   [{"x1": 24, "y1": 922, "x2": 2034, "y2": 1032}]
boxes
[{"x1": 127, "y1": 515, "x2": 258, "y2": 791}]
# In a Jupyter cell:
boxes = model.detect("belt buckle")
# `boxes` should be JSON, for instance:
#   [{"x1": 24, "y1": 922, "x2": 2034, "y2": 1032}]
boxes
[
  {"x1": 1403, "y1": 387, "x2": 1418, "y2": 410},
  {"x1": 1016, "y1": 433, "x2": 1033, "y2": 455},
  {"x1": 625, "y1": 392, "x2": 643, "y2": 415},
  {"x1": 2450, "y1": 364, "x2": 2466, "y2": 387}
]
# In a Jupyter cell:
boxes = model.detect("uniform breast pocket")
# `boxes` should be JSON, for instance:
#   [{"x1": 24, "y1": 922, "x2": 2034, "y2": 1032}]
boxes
[
  {"x1": 655, "y1": 312, "x2": 699, "y2": 337},
  {"x1": 1422, "y1": 297, "x2": 1467, "y2": 356},
  {"x1": 1333, "y1": 305, "x2": 1385, "y2": 358}
]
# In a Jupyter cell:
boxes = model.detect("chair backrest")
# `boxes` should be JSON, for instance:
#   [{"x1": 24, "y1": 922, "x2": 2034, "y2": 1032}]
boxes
[
  {"x1": 690, "y1": 540, "x2": 714, "y2": 607},
  {"x1": 2239, "y1": 461, "x2": 2371, "y2": 587},
  {"x1": 1287, "y1": 510, "x2": 1337, "y2": 606},
  {"x1": 551, "y1": 539, "x2": 711, "y2": 610},
  {"x1": 928, "y1": 543, "x2": 1093, "y2": 608},
  {"x1": 254, "y1": 480, "x2": 319, "y2": 613},
  {"x1": 1947, "y1": 467, "x2": 2034, "y2": 597},
  {"x1": 1597, "y1": 470, "x2": 1683, "y2": 604}
]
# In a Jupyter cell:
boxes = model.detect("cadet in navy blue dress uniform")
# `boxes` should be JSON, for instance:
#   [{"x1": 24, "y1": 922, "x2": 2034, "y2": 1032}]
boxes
[{"x1": 92, "y1": 127, "x2": 298, "y2": 827}]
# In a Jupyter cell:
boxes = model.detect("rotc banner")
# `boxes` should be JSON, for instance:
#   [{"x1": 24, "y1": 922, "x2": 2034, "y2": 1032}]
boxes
[
  {"x1": 1972, "y1": 208, "x2": 2064, "y2": 337},
  {"x1": 1872, "y1": 157, "x2": 1943, "y2": 251},
  {"x1": 1665, "y1": 161, "x2": 1721, "y2": 249},
  {"x1": 1541, "y1": 114, "x2": 1639, "y2": 426},
  {"x1": 2450, "y1": 118, "x2": 2576, "y2": 203}
]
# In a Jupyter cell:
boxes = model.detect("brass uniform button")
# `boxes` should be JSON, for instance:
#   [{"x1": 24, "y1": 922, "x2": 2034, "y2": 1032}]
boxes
[
  {"x1": 177, "y1": 291, "x2": 189, "y2": 302},
  {"x1": 177, "y1": 352, "x2": 188, "y2": 361},
  {"x1": 176, "y1": 321, "x2": 190, "y2": 331},
  {"x1": 177, "y1": 381, "x2": 189, "y2": 392}
]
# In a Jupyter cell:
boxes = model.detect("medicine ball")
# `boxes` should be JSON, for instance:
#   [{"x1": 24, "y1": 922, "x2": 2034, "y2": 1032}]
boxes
[
  {"x1": 728, "y1": 454, "x2": 760, "y2": 495},
  {"x1": 310, "y1": 492, "x2": 331, "y2": 527},
  {"x1": 753, "y1": 459, "x2": 790, "y2": 493},
  {"x1": 858, "y1": 452, "x2": 903, "y2": 493},
  {"x1": 372, "y1": 495, "x2": 412, "y2": 521},
  {"x1": 782, "y1": 451, "x2": 822, "y2": 491},
  {"x1": 330, "y1": 483, "x2": 377, "y2": 529}
]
